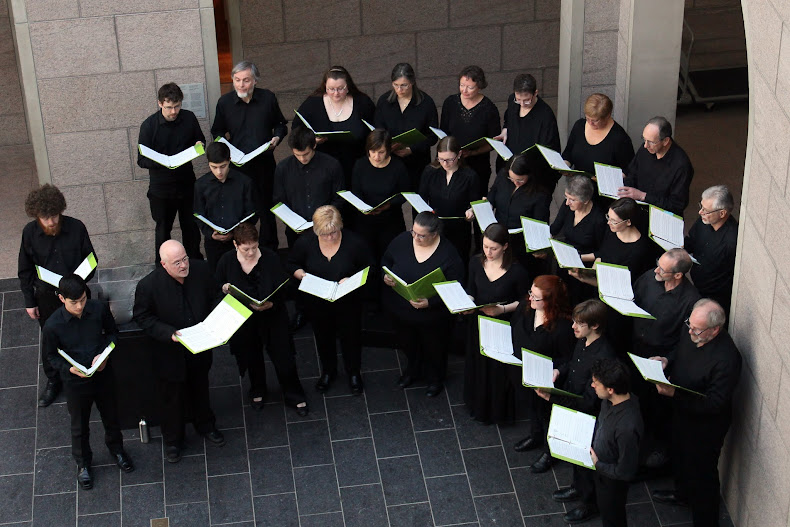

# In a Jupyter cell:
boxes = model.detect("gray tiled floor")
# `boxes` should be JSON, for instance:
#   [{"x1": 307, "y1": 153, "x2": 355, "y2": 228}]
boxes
[{"x1": 0, "y1": 283, "x2": 733, "y2": 527}]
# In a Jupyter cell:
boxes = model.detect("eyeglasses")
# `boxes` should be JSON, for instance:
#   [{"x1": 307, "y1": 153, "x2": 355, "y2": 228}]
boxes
[
  {"x1": 410, "y1": 229, "x2": 434, "y2": 241},
  {"x1": 437, "y1": 156, "x2": 459, "y2": 165},
  {"x1": 508, "y1": 176, "x2": 528, "y2": 185},
  {"x1": 528, "y1": 290, "x2": 543, "y2": 302},
  {"x1": 698, "y1": 202, "x2": 723, "y2": 216},
  {"x1": 655, "y1": 258, "x2": 672, "y2": 275},
  {"x1": 319, "y1": 230, "x2": 339, "y2": 238},
  {"x1": 326, "y1": 86, "x2": 348, "y2": 94},
  {"x1": 564, "y1": 195, "x2": 579, "y2": 203},
  {"x1": 684, "y1": 318, "x2": 711, "y2": 337},
  {"x1": 605, "y1": 214, "x2": 627, "y2": 225},
  {"x1": 642, "y1": 137, "x2": 661, "y2": 147},
  {"x1": 392, "y1": 83, "x2": 411, "y2": 90},
  {"x1": 514, "y1": 97, "x2": 534, "y2": 107},
  {"x1": 170, "y1": 255, "x2": 189, "y2": 266}
]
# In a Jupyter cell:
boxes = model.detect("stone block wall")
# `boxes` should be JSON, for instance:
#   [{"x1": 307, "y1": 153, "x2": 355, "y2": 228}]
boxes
[
  {"x1": 684, "y1": 0, "x2": 747, "y2": 70},
  {"x1": 0, "y1": 0, "x2": 28, "y2": 146}
]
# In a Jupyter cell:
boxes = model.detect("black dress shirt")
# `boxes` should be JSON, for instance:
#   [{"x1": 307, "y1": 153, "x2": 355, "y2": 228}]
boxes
[
  {"x1": 550, "y1": 202, "x2": 608, "y2": 255},
  {"x1": 132, "y1": 261, "x2": 221, "y2": 381},
  {"x1": 418, "y1": 165, "x2": 479, "y2": 217},
  {"x1": 42, "y1": 299, "x2": 118, "y2": 391},
  {"x1": 137, "y1": 109, "x2": 206, "y2": 197},
  {"x1": 466, "y1": 258, "x2": 529, "y2": 308},
  {"x1": 685, "y1": 216, "x2": 738, "y2": 300},
  {"x1": 592, "y1": 396, "x2": 644, "y2": 480},
  {"x1": 562, "y1": 118, "x2": 635, "y2": 175},
  {"x1": 18, "y1": 216, "x2": 96, "y2": 308},
  {"x1": 502, "y1": 96, "x2": 561, "y2": 153},
  {"x1": 487, "y1": 169, "x2": 551, "y2": 229},
  {"x1": 273, "y1": 151, "x2": 344, "y2": 220},
  {"x1": 351, "y1": 157, "x2": 409, "y2": 228},
  {"x1": 624, "y1": 142, "x2": 694, "y2": 216},
  {"x1": 376, "y1": 91, "x2": 438, "y2": 183},
  {"x1": 594, "y1": 231, "x2": 654, "y2": 281},
  {"x1": 554, "y1": 337, "x2": 616, "y2": 414},
  {"x1": 632, "y1": 272, "x2": 700, "y2": 354},
  {"x1": 193, "y1": 169, "x2": 255, "y2": 237},
  {"x1": 440, "y1": 94, "x2": 501, "y2": 182},
  {"x1": 510, "y1": 304, "x2": 575, "y2": 366},
  {"x1": 215, "y1": 248, "x2": 289, "y2": 316},
  {"x1": 211, "y1": 87, "x2": 288, "y2": 155}
]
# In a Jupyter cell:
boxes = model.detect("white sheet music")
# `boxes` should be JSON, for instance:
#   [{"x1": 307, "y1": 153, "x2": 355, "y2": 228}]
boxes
[
  {"x1": 177, "y1": 297, "x2": 249, "y2": 353},
  {"x1": 536, "y1": 145, "x2": 569, "y2": 171},
  {"x1": 402, "y1": 193, "x2": 433, "y2": 213},
  {"x1": 649, "y1": 206, "x2": 684, "y2": 248},
  {"x1": 333, "y1": 268, "x2": 368, "y2": 300},
  {"x1": 429, "y1": 126, "x2": 447, "y2": 139},
  {"x1": 596, "y1": 264, "x2": 634, "y2": 300},
  {"x1": 338, "y1": 191, "x2": 374, "y2": 212},
  {"x1": 139, "y1": 144, "x2": 203, "y2": 169},
  {"x1": 434, "y1": 281, "x2": 477, "y2": 313},
  {"x1": 216, "y1": 137, "x2": 271, "y2": 165},
  {"x1": 362, "y1": 119, "x2": 375, "y2": 131},
  {"x1": 594, "y1": 163, "x2": 623, "y2": 198},
  {"x1": 550, "y1": 240, "x2": 584, "y2": 268},
  {"x1": 271, "y1": 203, "x2": 313, "y2": 232},
  {"x1": 548, "y1": 437, "x2": 594, "y2": 468},
  {"x1": 485, "y1": 138, "x2": 514, "y2": 160},
  {"x1": 547, "y1": 405, "x2": 596, "y2": 468},
  {"x1": 629, "y1": 354, "x2": 671, "y2": 384},
  {"x1": 58, "y1": 342, "x2": 114, "y2": 377},
  {"x1": 299, "y1": 274, "x2": 336, "y2": 299},
  {"x1": 521, "y1": 217, "x2": 551, "y2": 251},
  {"x1": 521, "y1": 350, "x2": 555, "y2": 388},
  {"x1": 478, "y1": 316, "x2": 513, "y2": 356},
  {"x1": 600, "y1": 296, "x2": 653, "y2": 318},
  {"x1": 471, "y1": 201, "x2": 497, "y2": 232}
]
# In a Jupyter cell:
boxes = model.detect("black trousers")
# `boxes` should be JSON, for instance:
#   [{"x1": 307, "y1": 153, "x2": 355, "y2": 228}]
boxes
[
  {"x1": 156, "y1": 351, "x2": 216, "y2": 447},
  {"x1": 35, "y1": 286, "x2": 63, "y2": 382},
  {"x1": 64, "y1": 373, "x2": 123, "y2": 467},
  {"x1": 574, "y1": 464, "x2": 597, "y2": 506},
  {"x1": 305, "y1": 300, "x2": 363, "y2": 376},
  {"x1": 238, "y1": 156, "x2": 278, "y2": 250},
  {"x1": 594, "y1": 473, "x2": 629, "y2": 527},
  {"x1": 203, "y1": 235, "x2": 234, "y2": 274},
  {"x1": 228, "y1": 308, "x2": 305, "y2": 405},
  {"x1": 394, "y1": 316, "x2": 452, "y2": 385},
  {"x1": 148, "y1": 190, "x2": 203, "y2": 261}
]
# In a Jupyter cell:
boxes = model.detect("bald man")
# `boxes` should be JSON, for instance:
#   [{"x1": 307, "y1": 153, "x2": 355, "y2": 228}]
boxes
[
  {"x1": 649, "y1": 299, "x2": 741, "y2": 527},
  {"x1": 133, "y1": 240, "x2": 225, "y2": 463}
]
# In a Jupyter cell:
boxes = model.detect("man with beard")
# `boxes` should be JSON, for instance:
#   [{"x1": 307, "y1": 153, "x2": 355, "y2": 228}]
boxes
[
  {"x1": 211, "y1": 61, "x2": 288, "y2": 250},
  {"x1": 18, "y1": 184, "x2": 96, "y2": 407}
]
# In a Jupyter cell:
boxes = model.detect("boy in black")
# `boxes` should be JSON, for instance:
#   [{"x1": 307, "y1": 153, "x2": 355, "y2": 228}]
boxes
[
  {"x1": 590, "y1": 359, "x2": 644, "y2": 527},
  {"x1": 42, "y1": 275, "x2": 134, "y2": 490}
]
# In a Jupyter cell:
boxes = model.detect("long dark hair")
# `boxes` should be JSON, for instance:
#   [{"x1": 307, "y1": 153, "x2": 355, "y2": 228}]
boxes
[
  {"x1": 479, "y1": 223, "x2": 513, "y2": 270},
  {"x1": 504, "y1": 154, "x2": 541, "y2": 194},
  {"x1": 387, "y1": 63, "x2": 424, "y2": 105},
  {"x1": 310, "y1": 66, "x2": 367, "y2": 98}
]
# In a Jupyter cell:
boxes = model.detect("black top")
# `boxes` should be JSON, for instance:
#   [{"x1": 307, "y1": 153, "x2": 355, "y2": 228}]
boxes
[
  {"x1": 594, "y1": 230, "x2": 654, "y2": 281},
  {"x1": 273, "y1": 151, "x2": 344, "y2": 220},
  {"x1": 502, "y1": 96, "x2": 561, "y2": 153},
  {"x1": 132, "y1": 260, "x2": 221, "y2": 381},
  {"x1": 295, "y1": 94, "x2": 376, "y2": 182},
  {"x1": 685, "y1": 216, "x2": 738, "y2": 299},
  {"x1": 381, "y1": 231, "x2": 464, "y2": 323},
  {"x1": 193, "y1": 169, "x2": 256, "y2": 238},
  {"x1": 487, "y1": 169, "x2": 551, "y2": 229},
  {"x1": 418, "y1": 165, "x2": 479, "y2": 218},
  {"x1": 562, "y1": 118, "x2": 635, "y2": 175},
  {"x1": 211, "y1": 87, "x2": 288, "y2": 155},
  {"x1": 554, "y1": 337, "x2": 616, "y2": 414},
  {"x1": 624, "y1": 142, "x2": 694, "y2": 216},
  {"x1": 550, "y1": 202, "x2": 608, "y2": 255},
  {"x1": 632, "y1": 272, "x2": 700, "y2": 353},
  {"x1": 42, "y1": 299, "x2": 118, "y2": 391},
  {"x1": 215, "y1": 248, "x2": 289, "y2": 316},
  {"x1": 440, "y1": 94, "x2": 501, "y2": 181},
  {"x1": 592, "y1": 396, "x2": 644, "y2": 481},
  {"x1": 510, "y1": 303, "x2": 575, "y2": 365},
  {"x1": 18, "y1": 216, "x2": 96, "y2": 308},
  {"x1": 466, "y1": 258, "x2": 529, "y2": 308},
  {"x1": 137, "y1": 109, "x2": 206, "y2": 197},
  {"x1": 375, "y1": 91, "x2": 438, "y2": 171},
  {"x1": 351, "y1": 156, "x2": 409, "y2": 224}
]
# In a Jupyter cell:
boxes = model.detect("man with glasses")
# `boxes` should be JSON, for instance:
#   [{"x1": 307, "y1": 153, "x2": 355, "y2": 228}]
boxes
[
  {"x1": 685, "y1": 185, "x2": 738, "y2": 316},
  {"x1": 649, "y1": 299, "x2": 742, "y2": 527},
  {"x1": 618, "y1": 116, "x2": 693, "y2": 216},
  {"x1": 133, "y1": 240, "x2": 225, "y2": 463}
]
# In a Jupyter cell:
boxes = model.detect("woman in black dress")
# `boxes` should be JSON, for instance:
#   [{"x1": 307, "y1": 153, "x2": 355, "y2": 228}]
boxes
[
  {"x1": 375, "y1": 63, "x2": 438, "y2": 190},
  {"x1": 463, "y1": 224, "x2": 530, "y2": 424},
  {"x1": 510, "y1": 275, "x2": 575, "y2": 474},
  {"x1": 381, "y1": 212, "x2": 464, "y2": 397},
  {"x1": 418, "y1": 136, "x2": 478, "y2": 264},
  {"x1": 440, "y1": 65, "x2": 501, "y2": 198},
  {"x1": 288, "y1": 206, "x2": 373, "y2": 395},
  {"x1": 215, "y1": 222, "x2": 308, "y2": 415},
  {"x1": 295, "y1": 66, "x2": 376, "y2": 188}
]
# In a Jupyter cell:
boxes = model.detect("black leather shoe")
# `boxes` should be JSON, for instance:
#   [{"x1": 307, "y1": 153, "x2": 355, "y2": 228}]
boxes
[
  {"x1": 250, "y1": 396, "x2": 265, "y2": 410},
  {"x1": 166, "y1": 446, "x2": 182, "y2": 464},
  {"x1": 203, "y1": 429, "x2": 225, "y2": 447},
  {"x1": 349, "y1": 374, "x2": 364, "y2": 395},
  {"x1": 651, "y1": 489, "x2": 688, "y2": 506},
  {"x1": 77, "y1": 466, "x2": 93, "y2": 490},
  {"x1": 315, "y1": 373, "x2": 335, "y2": 393},
  {"x1": 552, "y1": 486, "x2": 580, "y2": 502},
  {"x1": 295, "y1": 403, "x2": 309, "y2": 417},
  {"x1": 530, "y1": 452, "x2": 553, "y2": 473},
  {"x1": 644, "y1": 449, "x2": 670, "y2": 469},
  {"x1": 289, "y1": 312, "x2": 306, "y2": 333},
  {"x1": 397, "y1": 374, "x2": 414, "y2": 388},
  {"x1": 564, "y1": 505, "x2": 599, "y2": 524},
  {"x1": 115, "y1": 452, "x2": 134, "y2": 473},
  {"x1": 514, "y1": 436, "x2": 540, "y2": 452},
  {"x1": 425, "y1": 384, "x2": 444, "y2": 397},
  {"x1": 38, "y1": 381, "x2": 61, "y2": 407}
]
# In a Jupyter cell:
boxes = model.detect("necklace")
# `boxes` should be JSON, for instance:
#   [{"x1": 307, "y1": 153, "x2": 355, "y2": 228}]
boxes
[{"x1": 328, "y1": 97, "x2": 346, "y2": 118}]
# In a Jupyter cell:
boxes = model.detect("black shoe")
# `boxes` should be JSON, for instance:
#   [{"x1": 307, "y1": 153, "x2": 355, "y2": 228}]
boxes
[
  {"x1": 38, "y1": 381, "x2": 61, "y2": 407},
  {"x1": 426, "y1": 384, "x2": 444, "y2": 397},
  {"x1": 289, "y1": 312, "x2": 306, "y2": 333},
  {"x1": 552, "y1": 486, "x2": 580, "y2": 502},
  {"x1": 349, "y1": 374, "x2": 364, "y2": 395},
  {"x1": 563, "y1": 505, "x2": 599, "y2": 524},
  {"x1": 644, "y1": 449, "x2": 670, "y2": 469},
  {"x1": 166, "y1": 446, "x2": 182, "y2": 464},
  {"x1": 250, "y1": 396, "x2": 265, "y2": 410},
  {"x1": 203, "y1": 429, "x2": 225, "y2": 447},
  {"x1": 115, "y1": 452, "x2": 134, "y2": 473},
  {"x1": 651, "y1": 489, "x2": 688, "y2": 506},
  {"x1": 397, "y1": 374, "x2": 414, "y2": 388},
  {"x1": 77, "y1": 466, "x2": 93, "y2": 490},
  {"x1": 530, "y1": 452, "x2": 553, "y2": 473},
  {"x1": 295, "y1": 403, "x2": 309, "y2": 417},
  {"x1": 315, "y1": 373, "x2": 335, "y2": 393},
  {"x1": 514, "y1": 436, "x2": 540, "y2": 452}
]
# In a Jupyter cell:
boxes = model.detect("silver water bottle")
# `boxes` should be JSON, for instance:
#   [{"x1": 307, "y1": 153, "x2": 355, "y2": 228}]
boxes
[{"x1": 139, "y1": 418, "x2": 150, "y2": 443}]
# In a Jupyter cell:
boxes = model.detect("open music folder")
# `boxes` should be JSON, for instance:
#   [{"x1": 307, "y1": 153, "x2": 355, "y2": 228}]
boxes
[
  {"x1": 298, "y1": 267, "x2": 370, "y2": 302},
  {"x1": 337, "y1": 191, "x2": 397, "y2": 214},
  {"x1": 58, "y1": 342, "x2": 115, "y2": 378},
  {"x1": 270, "y1": 203, "x2": 313, "y2": 233},
  {"x1": 547, "y1": 404, "x2": 596, "y2": 469},
  {"x1": 193, "y1": 212, "x2": 255, "y2": 235},
  {"x1": 521, "y1": 216, "x2": 551, "y2": 252},
  {"x1": 228, "y1": 278, "x2": 289, "y2": 308},
  {"x1": 433, "y1": 281, "x2": 497, "y2": 314},
  {"x1": 596, "y1": 263, "x2": 655, "y2": 319},
  {"x1": 139, "y1": 143, "x2": 205, "y2": 169},
  {"x1": 549, "y1": 239, "x2": 585, "y2": 269},
  {"x1": 175, "y1": 295, "x2": 252, "y2": 354},
  {"x1": 295, "y1": 111, "x2": 354, "y2": 140},
  {"x1": 36, "y1": 252, "x2": 98, "y2": 288},
  {"x1": 382, "y1": 266, "x2": 446, "y2": 302},
  {"x1": 628, "y1": 353, "x2": 705, "y2": 396},
  {"x1": 215, "y1": 137, "x2": 272, "y2": 166},
  {"x1": 470, "y1": 199, "x2": 497, "y2": 232},
  {"x1": 521, "y1": 144, "x2": 591, "y2": 177},
  {"x1": 648, "y1": 205, "x2": 698, "y2": 263},
  {"x1": 477, "y1": 315, "x2": 521, "y2": 366},
  {"x1": 521, "y1": 349, "x2": 581, "y2": 397}
]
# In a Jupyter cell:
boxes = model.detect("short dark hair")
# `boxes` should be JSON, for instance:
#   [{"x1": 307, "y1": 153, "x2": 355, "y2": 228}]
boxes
[
  {"x1": 365, "y1": 129, "x2": 392, "y2": 155},
  {"x1": 665, "y1": 248, "x2": 693, "y2": 275},
  {"x1": 289, "y1": 126, "x2": 317, "y2": 151},
  {"x1": 25, "y1": 184, "x2": 67, "y2": 218},
  {"x1": 458, "y1": 65, "x2": 488, "y2": 89},
  {"x1": 591, "y1": 358, "x2": 631, "y2": 395},
  {"x1": 609, "y1": 197, "x2": 638, "y2": 222},
  {"x1": 233, "y1": 222, "x2": 258, "y2": 245},
  {"x1": 480, "y1": 223, "x2": 513, "y2": 270},
  {"x1": 647, "y1": 116, "x2": 672, "y2": 140},
  {"x1": 157, "y1": 82, "x2": 183, "y2": 103},
  {"x1": 513, "y1": 73, "x2": 537, "y2": 94},
  {"x1": 572, "y1": 299, "x2": 608, "y2": 332},
  {"x1": 206, "y1": 142, "x2": 230, "y2": 163},
  {"x1": 58, "y1": 274, "x2": 87, "y2": 300},
  {"x1": 414, "y1": 211, "x2": 442, "y2": 235}
]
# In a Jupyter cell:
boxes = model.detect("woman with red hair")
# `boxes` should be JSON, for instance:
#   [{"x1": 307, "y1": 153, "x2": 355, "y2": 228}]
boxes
[{"x1": 509, "y1": 275, "x2": 575, "y2": 473}]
